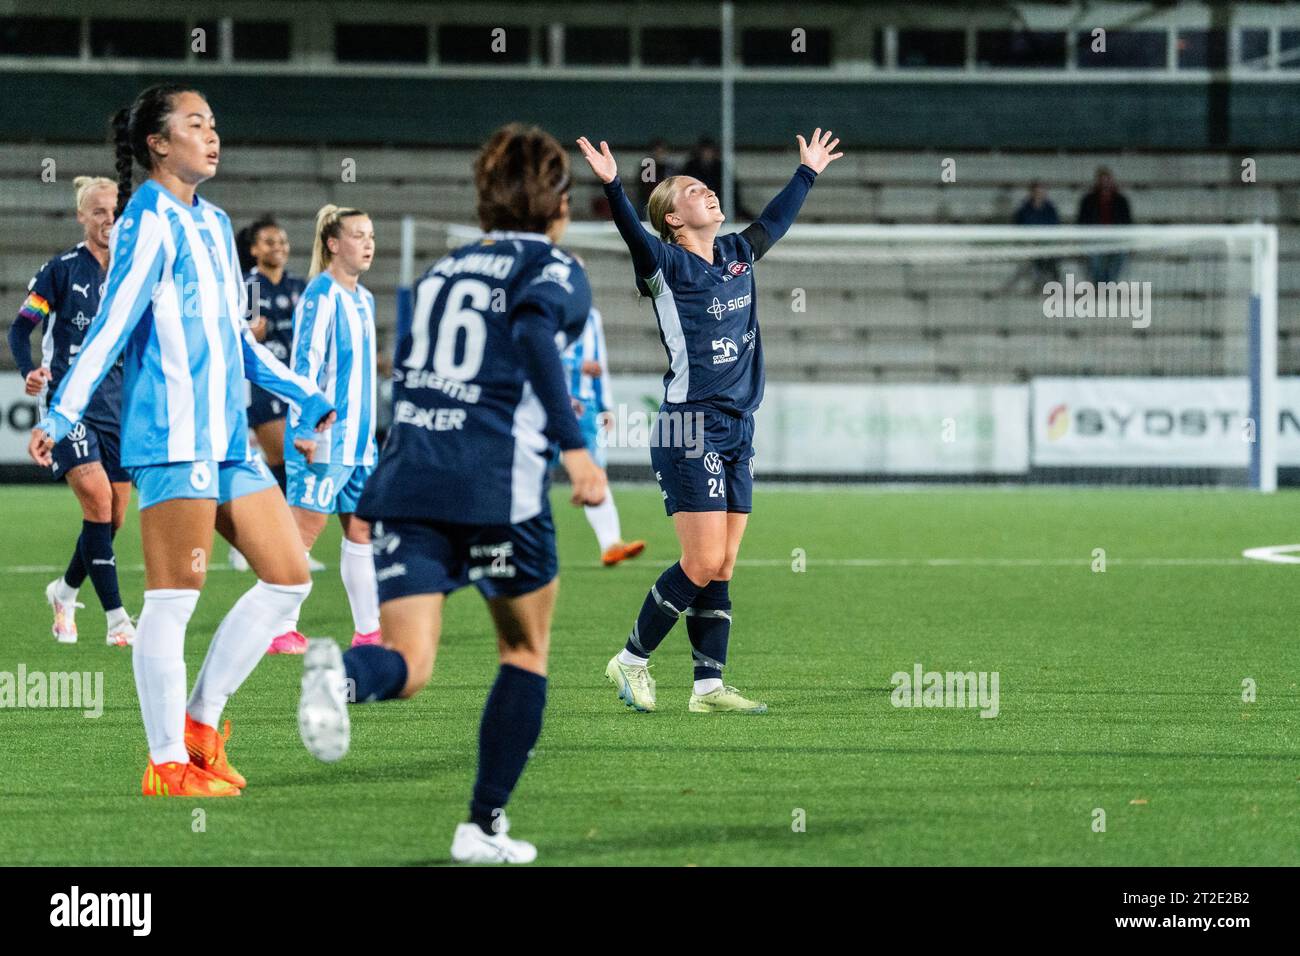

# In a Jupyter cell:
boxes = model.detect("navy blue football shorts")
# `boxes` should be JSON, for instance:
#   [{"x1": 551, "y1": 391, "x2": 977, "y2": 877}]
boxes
[
  {"x1": 649, "y1": 406, "x2": 754, "y2": 516},
  {"x1": 369, "y1": 508, "x2": 558, "y2": 603},
  {"x1": 50, "y1": 419, "x2": 129, "y2": 484},
  {"x1": 247, "y1": 384, "x2": 287, "y2": 428}
]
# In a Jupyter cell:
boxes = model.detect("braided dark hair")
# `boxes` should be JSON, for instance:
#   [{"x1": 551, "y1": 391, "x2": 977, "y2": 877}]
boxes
[{"x1": 110, "y1": 83, "x2": 202, "y2": 219}]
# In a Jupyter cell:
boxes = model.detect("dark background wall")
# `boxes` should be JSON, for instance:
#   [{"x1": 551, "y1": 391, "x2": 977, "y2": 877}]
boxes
[{"x1": 4, "y1": 73, "x2": 1298, "y2": 149}]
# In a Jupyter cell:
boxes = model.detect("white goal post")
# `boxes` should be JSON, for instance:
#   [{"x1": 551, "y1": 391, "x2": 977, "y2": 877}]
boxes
[{"x1": 398, "y1": 219, "x2": 1279, "y2": 491}]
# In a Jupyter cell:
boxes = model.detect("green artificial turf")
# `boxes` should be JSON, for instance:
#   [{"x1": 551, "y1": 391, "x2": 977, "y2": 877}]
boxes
[{"x1": 1, "y1": 484, "x2": 1296, "y2": 865}]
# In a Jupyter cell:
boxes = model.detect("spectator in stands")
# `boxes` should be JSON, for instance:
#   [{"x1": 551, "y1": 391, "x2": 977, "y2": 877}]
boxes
[
  {"x1": 680, "y1": 136, "x2": 754, "y2": 220},
  {"x1": 1077, "y1": 166, "x2": 1133, "y2": 283},
  {"x1": 1013, "y1": 180, "x2": 1061, "y2": 285},
  {"x1": 636, "y1": 138, "x2": 675, "y2": 219}
]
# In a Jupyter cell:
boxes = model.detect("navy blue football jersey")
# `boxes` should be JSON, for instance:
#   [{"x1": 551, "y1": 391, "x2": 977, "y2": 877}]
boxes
[
  {"x1": 358, "y1": 231, "x2": 592, "y2": 526},
  {"x1": 641, "y1": 233, "x2": 763, "y2": 416},
  {"x1": 246, "y1": 266, "x2": 304, "y2": 364},
  {"x1": 18, "y1": 243, "x2": 120, "y2": 430}
]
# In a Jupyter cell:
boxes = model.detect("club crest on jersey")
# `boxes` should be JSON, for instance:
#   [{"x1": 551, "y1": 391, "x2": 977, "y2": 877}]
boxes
[
  {"x1": 275, "y1": 294, "x2": 289, "y2": 309},
  {"x1": 190, "y1": 462, "x2": 212, "y2": 491},
  {"x1": 711, "y1": 337, "x2": 739, "y2": 365},
  {"x1": 727, "y1": 261, "x2": 749, "y2": 277},
  {"x1": 704, "y1": 452, "x2": 723, "y2": 475}
]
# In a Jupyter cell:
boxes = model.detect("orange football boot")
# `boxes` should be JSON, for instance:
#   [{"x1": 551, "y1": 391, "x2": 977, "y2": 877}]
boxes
[
  {"x1": 142, "y1": 759, "x2": 240, "y2": 797},
  {"x1": 602, "y1": 540, "x2": 647, "y2": 567},
  {"x1": 184, "y1": 715, "x2": 247, "y2": 789}
]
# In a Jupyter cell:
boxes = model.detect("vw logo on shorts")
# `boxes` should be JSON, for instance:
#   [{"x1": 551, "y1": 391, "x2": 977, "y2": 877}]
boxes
[
  {"x1": 190, "y1": 462, "x2": 212, "y2": 490},
  {"x1": 68, "y1": 422, "x2": 86, "y2": 441},
  {"x1": 703, "y1": 452, "x2": 723, "y2": 475},
  {"x1": 371, "y1": 521, "x2": 401, "y2": 556}
]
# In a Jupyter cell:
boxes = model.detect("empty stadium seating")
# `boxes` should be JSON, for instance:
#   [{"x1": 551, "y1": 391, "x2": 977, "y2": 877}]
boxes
[{"x1": 2, "y1": 143, "x2": 1296, "y2": 382}]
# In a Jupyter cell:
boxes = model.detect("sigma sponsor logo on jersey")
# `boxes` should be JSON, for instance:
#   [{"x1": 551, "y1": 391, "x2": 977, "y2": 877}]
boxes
[
  {"x1": 395, "y1": 400, "x2": 468, "y2": 432},
  {"x1": 707, "y1": 293, "x2": 752, "y2": 319},
  {"x1": 711, "y1": 337, "x2": 740, "y2": 365},
  {"x1": 71, "y1": 312, "x2": 91, "y2": 331},
  {"x1": 394, "y1": 368, "x2": 483, "y2": 404}
]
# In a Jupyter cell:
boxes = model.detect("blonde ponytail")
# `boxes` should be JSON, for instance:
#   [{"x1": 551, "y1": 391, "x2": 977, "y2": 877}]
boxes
[
  {"x1": 310, "y1": 203, "x2": 365, "y2": 277},
  {"x1": 73, "y1": 175, "x2": 116, "y2": 211},
  {"x1": 647, "y1": 175, "x2": 690, "y2": 244}
]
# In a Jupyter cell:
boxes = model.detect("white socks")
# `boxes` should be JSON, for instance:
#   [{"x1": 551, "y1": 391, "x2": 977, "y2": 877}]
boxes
[
  {"x1": 618, "y1": 648, "x2": 648, "y2": 667},
  {"x1": 584, "y1": 487, "x2": 622, "y2": 552},
  {"x1": 106, "y1": 606, "x2": 130, "y2": 628},
  {"x1": 275, "y1": 550, "x2": 316, "y2": 637},
  {"x1": 340, "y1": 539, "x2": 380, "y2": 634},
  {"x1": 188, "y1": 580, "x2": 312, "y2": 728},
  {"x1": 134, "y1": 589, "x2": 198, "y2": 765},
  {"x1": 54, "y1": 577, "x2": 78, "y2": 604},
  {"x1": 694, "y1": 678, "x2": 723, "y2": 695}
]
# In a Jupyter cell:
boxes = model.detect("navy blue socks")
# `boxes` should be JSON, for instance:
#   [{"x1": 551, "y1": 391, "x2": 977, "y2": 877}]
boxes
[
  {"x1": 624, "y1": 562, "x2": 702, "y2": 659},
  {"x1": 343, "y1": 644, "x2": 409, "y2": 703},
  {"x1": 686, "y1": 579, "x2": 731, "y2": 682},
  {"x1": 65, "y1": 520, "x2": 121, "y2": 612},
  {"x1": 470, "y1": 664, "x2": 547, "y2": 834}
]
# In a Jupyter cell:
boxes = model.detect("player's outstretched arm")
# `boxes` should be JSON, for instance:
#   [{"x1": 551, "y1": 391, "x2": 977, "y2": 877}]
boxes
[
  {"x1": 741, "y1": 128, "x2": 845, "y2": 262},
  {"x1": 577, "y1": 136, "x2": 661, "y2": 281}
]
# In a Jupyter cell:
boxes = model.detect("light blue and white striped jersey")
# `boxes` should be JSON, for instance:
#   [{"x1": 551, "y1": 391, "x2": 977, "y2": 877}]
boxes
[
  {"x1": 562, "y1": 308, "x2": 612, "y2": 413},
  {"x1": 37, "y1": 179, "x2": 332, "y2": 466},
  {"x1": 288, "y1": 271, "x2": 377, "y2": 467}
]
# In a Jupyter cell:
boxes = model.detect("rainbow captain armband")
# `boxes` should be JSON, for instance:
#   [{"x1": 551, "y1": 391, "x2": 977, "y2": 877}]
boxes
[{"x1": 18, "y1": 292, "x2": 50, "y2": 324}]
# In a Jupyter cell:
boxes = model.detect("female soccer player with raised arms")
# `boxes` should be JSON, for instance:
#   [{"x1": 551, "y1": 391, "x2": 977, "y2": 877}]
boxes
[
  {"x1": 577, "y1": 129, "x2": 843, "y2": 714},
  {"x1": 297, "y1": 123, "x2": 607, "y2": 864},
  {"x1": 28, "y1": 84, "x2": 335, "y2": 798},
  {"x1": 7, "y1": 175, "x2": 136, "y2": 647}
]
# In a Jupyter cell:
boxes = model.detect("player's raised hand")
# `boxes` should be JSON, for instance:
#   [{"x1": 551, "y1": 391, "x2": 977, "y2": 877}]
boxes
[
  {"x1": 796, "y1": 128, "x2": 844, "y2": 174},
  {"x1": 562, "y1": 447, "x2": 607, "y2": 507},
  {"x1": 28, "y1": 427, "x2": 54, "y2": 467},
  {"x1": 24, "y1": 366, "x2": 50, "y2": 396},
  {"x1": 576, "y1": 137, "x2": 619, "y2": 184}
]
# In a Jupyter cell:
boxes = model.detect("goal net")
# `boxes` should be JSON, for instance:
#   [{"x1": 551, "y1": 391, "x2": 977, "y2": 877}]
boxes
[{"x1": 399, "y1": 220, "x2": 1279, "y2": 490}]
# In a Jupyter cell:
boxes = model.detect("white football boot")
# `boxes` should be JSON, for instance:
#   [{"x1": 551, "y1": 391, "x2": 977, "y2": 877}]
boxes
[
  {"x1": 450, "y1": 813, "x2": 538, "y2": 864},
  {"x1": 298, "y1": 638, "x2": 350, "y2": 762},
  {"x1": 105, "y1": 609, "x2": 136, "y2": 647},
  {"x1": 45, "y1": 578, "x2": 83, "y2": 644}
]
